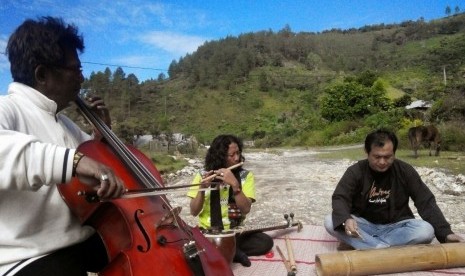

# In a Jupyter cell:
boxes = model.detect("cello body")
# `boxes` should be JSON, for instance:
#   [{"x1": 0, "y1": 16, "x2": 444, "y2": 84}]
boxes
[{"x1": 59, "y1": 99, "x2": 232, "y2": 276}]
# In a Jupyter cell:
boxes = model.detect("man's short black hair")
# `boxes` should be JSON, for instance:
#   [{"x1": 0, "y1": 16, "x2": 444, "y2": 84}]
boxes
[
  {"x1": 364, "y1": 129, "x2": 398, "y2": 154},
  {"x1": 6, "y1": 16, "x2": 84, "y2": 87}
]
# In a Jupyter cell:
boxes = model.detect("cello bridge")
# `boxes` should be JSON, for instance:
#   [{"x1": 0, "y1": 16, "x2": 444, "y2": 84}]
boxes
[{"x1": 183, "y1": 240, "x2": 204, "y2": 259}]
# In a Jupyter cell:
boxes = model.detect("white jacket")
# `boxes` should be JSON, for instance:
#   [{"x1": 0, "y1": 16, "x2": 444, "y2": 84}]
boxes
[{"x1": 0, "y1": 83, "x2": 94, "y2": 273}]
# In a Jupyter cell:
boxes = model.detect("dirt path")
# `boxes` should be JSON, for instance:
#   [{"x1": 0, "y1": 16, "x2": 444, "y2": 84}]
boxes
[{"x1": 166, "y1": 148, "x2": 465, "y2": 234}]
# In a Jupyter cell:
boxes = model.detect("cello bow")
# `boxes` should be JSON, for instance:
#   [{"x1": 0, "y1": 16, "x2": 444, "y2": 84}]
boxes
[{"x1": 59, "y1": 96, "x2": 233, "y2": 276}]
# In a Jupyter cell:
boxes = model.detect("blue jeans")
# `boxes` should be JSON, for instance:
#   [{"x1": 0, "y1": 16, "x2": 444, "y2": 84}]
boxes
[{"x1": 324, "y1": 214, "x2": 435, "y2": 249}]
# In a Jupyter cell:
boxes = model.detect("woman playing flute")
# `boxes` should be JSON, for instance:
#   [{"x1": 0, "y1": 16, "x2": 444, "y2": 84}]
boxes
[{"x1": 187, "y1": 134, "x2": 273, "y2": 267}]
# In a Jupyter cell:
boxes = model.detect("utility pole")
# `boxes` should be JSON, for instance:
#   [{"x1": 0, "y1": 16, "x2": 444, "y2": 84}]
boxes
[{"x1": 443, "y1": 65, "x2": 447, "y2": 86}]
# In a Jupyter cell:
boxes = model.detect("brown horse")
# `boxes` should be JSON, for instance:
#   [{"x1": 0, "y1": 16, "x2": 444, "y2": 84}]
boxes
[{"x1": 408, "y1": 125, "x2": 441, "y2": 158}]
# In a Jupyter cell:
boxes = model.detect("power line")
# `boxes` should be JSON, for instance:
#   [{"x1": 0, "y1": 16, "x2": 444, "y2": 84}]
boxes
[
  {"x1": 0, "y1": 54, "x2": 168, "y2": 72},
  {"x1": 82, "y1": 61, "x2": 167, "y2": 71}
]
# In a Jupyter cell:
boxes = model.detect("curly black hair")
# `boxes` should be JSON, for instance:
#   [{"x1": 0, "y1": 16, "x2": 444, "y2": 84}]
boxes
[
  {"x1": 204, "y1": 134, "x2": 245, "y2": 171},
  {"x1": 6, "y1": 16, "x2": 84, "y2": 87}
]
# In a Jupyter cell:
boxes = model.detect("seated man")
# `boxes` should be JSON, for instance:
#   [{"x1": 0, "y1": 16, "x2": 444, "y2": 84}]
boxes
[
  {"x1": 0, "y1": 16, "x2": 124, "y2": 275},
  {"x1": 324, "y1": 129, "x2": 464, "y2": 250},
  {"x1": 187, "y1": 134, "x2": 273, "y2": 266}
]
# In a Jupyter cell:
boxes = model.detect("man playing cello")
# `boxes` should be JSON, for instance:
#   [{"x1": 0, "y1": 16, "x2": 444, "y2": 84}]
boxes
[{"x1": 0, "y1": 16, "x2": 125, "y2": 276}]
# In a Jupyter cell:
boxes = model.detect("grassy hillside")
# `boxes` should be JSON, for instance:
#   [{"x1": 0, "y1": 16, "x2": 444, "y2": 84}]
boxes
[{"x1": 80, "y1": 13, "x2": 465, "y2": 150}]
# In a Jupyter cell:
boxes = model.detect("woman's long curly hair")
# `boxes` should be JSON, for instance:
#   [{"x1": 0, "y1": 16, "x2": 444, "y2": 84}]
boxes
[{"x1": 205, "y1": 134, "x2": 245, "y2": 171}]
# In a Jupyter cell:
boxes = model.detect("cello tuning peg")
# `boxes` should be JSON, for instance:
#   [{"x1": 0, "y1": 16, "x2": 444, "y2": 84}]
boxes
[
  {"x1": 284, "y1": 214, "x2": 289, "y2": 219},
  {"x1": 290, "y1": 213, "x2": 294, "y2": 219}
]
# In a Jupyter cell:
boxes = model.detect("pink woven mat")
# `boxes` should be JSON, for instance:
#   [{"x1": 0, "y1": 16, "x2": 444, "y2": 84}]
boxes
[{"x1": 231, "y1": 224, "x2": 465, "y2": 276}]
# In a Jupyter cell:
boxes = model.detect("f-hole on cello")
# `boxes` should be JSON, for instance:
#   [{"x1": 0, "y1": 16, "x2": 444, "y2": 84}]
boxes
[{"x1": 58, "y1": 96, "x2": 232, "y2": 276}]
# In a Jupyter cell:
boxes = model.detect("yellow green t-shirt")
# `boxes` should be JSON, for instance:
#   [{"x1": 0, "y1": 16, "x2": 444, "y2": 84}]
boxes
[{"x1": 187, "y1": 170, "x2": 255, "y2": 230}]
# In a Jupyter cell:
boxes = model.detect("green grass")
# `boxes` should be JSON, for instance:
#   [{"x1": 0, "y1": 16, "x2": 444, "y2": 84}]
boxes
[
  {"x1": 315, "y1": 146, "x2": 465, "y2": 175},
  {"x1": 139, "y1": 149, "x2": 188, "y2": 175},
  {"x1": 385, "y1": 85, "x2": 404, "y2": 99}
]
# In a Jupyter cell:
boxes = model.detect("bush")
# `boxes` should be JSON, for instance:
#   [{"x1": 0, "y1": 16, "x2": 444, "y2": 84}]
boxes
[
  {"x1": 396, "y1": 121, "x2": 465, "y2": 152},
  {"x1": 364, "y1": 109, "x2": 404, "y2": 130},
  {"x1": 330, "y1": 127, "x2": 370, "y2": 145},
  {"x1": 439, "y1": 122, "x2": 465, "y2": 151},
  {"x1": 300, "y1": 130, "x2": 327, "y2": 146},
  {"x1": 254, "y1": 135, "x2": 282, "y2": 148},
  {"x1": 176, "y1": 142, "x2": 199, "y2": 155},
  {"x1": 396, "y1": 127, "x2": 411, "y2": 151},
  {"x1": 320, "y1": 121, "x2": 364, "y2": 145},
  {"x1": 320, "y1": 78, "x2": 390, "y2": 122},
  {"x1": 146, "y1": 152, "x2": 188, "y2": 175}
]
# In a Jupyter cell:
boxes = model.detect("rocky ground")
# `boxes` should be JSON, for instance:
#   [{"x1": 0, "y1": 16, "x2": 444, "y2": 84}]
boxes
[{"x1": 165, "y1": 147, "x2": 465, "y2": 234}]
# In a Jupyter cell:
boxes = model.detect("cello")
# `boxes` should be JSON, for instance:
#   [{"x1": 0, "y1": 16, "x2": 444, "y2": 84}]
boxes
[{"x1": 58, "y1": 97, "x2": 233, "y2": 276}]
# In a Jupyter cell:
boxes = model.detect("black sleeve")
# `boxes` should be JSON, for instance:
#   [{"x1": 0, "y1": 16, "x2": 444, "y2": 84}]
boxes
[
  {"x1": 331, "y1": 164, "x2": 362, "y2": 230},
  {"x1": 403, "y1": 163, "x2": 453, "y2": 243}
]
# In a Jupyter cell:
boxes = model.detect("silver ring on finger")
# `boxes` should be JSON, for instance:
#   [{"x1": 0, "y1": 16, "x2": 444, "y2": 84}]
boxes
[
  {"x1": 100, "y1": 174, "x2": 109, "y2": 181},
  {"x1": 346, "y1": 230, "x2": 352, "y2": 235},
  {"x1": 220, "y1": 172, "x2": 224, "y2": 177}
]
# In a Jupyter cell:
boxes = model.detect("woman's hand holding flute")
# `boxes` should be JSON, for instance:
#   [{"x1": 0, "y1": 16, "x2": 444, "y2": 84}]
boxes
[{"x1": 200, "y1": 162, "x2": 244, "y2": 190}]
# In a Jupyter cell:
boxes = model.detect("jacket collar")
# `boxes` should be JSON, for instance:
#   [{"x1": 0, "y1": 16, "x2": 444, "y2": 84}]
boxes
[{"x1": 8, "y1": 82, "x2": 58, "y2": 116}]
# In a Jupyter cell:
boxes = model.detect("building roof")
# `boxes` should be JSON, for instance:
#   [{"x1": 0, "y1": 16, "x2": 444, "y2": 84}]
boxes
[{"x1": 406, "y1": 100, "x2": 432, "y2": 109}]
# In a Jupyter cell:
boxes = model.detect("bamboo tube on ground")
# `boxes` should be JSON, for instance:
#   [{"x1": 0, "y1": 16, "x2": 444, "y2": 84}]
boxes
[
  {"x1": 285, "y1": 235, "x2": 297, "y2": 272},
  {"x1": 315, "y1": 243, "x2": 465, "y2": 276},
  {"x1": 276, "y1": 246, "x2": 292, "y2": 273}
]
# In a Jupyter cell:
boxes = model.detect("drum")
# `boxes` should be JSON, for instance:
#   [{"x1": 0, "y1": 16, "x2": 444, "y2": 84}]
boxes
[{"x1": 204, "y1": 230, "x2": 236, "y2": 264}]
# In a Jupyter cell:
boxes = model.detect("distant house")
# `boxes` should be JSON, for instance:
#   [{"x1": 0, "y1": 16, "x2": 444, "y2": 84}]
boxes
[
  {"x1": 133, "y1": 133, "x2": 199, "y2": 152},
  {"x1": 133, "y1": 134, "x2": 153, "y2": 147},
  {"x1": 405, "y1": 99, "x2": 433, "y2": 121},
  {"x1": 405, "y1": 100, "x2": 432, "y2": 110}
]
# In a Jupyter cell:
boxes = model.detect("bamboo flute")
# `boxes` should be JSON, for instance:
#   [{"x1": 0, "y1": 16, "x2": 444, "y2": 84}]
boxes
[{"x1": 201, "y1": 162, "x2": 244, "y2": 182}]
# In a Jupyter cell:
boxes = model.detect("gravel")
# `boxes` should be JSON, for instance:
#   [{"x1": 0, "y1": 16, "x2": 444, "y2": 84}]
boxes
[{"x1": 165, "y1": 147, "x2": 465, "y2": 234}]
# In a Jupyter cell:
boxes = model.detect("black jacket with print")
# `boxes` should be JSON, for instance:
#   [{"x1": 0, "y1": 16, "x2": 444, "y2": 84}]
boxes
[{"x1": 330, "y1": 159, "x2": 453, "y2": 243}]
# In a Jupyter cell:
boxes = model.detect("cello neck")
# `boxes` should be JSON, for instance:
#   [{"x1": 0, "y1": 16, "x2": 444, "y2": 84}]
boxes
[{"x1": 74, "y1": 97, "x2": 163, "y2": 188}]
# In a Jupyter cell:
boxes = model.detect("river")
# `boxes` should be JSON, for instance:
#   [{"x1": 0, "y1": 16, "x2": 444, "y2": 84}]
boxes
[{"x1": 166, "y1": 147, "x2": 465, "y2": 234}]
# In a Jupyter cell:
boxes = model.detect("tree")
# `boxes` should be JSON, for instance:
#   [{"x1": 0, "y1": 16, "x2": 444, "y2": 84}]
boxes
[
  {"x1": 113, "y1": 67, "x2": 126, "y2": 82},
  {"x1": 84, "y1": 68, "x2": 112, "y2": 104},
  {"x1": 445, "y1": 5, "x2": 451, "y2": 16},
  {"x1": 305, "y1": 52, "x2": 323, "y2": 70},
  {"x1": 355, "y1": 70, "x2": 378, "y2": 87},
  {"x1": 258, "y1": 71, "x2": 269, "y2": 92},
  {"x1": 320, "y1": 79, "x2": 390, "y2": 122},
  {"x1": 157, "y1": 73, "x2": 166, "y2": 82},
  {"x1": 393, "y1": 94, "x2": 412, "y2": 108},
  {"x1": 168, "y1": 59, "x2": 179, "y2": 79},
  {"x1": 230, "y1": 49, "x2": 254, "y2": 80},
  {"x1": 278, "y1": 24, "x2": 293, "y2": 38},
  {"x1": 429, "y1": 34, "x2": 465, "y2": 73}
]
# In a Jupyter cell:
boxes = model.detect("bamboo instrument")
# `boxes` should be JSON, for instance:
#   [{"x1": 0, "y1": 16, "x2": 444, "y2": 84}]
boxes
[
  {"x1": 315, "y1": 242, "x2": 465, "y2": 276},
  {"x1": 285, "y1": 235, "x2": 297, "y2": 272},
  {"x1": 202, "y1": 162, "x2": 244, "y2": 182},
  {"x1": 276, "y1": 245, "x2": 292, "y2": 273}
]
